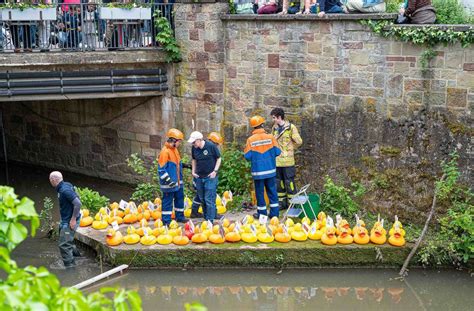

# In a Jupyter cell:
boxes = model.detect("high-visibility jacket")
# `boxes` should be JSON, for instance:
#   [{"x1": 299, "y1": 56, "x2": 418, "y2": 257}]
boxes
[
  {"x1": 157, "y1": 142, "x2": 183, "y2": 193},
  {"x1": 244, "y1": 128, "x2": 281, "y2": 180},
  {"x1": 272, "y1": 121, "x2": 302, "y2": 167}
]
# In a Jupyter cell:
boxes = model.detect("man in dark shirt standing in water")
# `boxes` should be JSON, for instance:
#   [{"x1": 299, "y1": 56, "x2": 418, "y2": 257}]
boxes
[
  {"x1": 188, "y1": 131, "x2": 222, "y2": 222},
  {"x1": 49, "y1": 171, "x2": 82, "y2": 268}
]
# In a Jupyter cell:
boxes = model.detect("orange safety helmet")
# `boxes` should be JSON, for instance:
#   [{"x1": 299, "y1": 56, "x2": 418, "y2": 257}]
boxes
[
  {"x1": 249, "y1": 116, "x2": 265, "y2": 128},
  {"x1": 208, "y1": 132, "x2": 224, "y2": 145},
  {"x1": 166, "y1": 128, "x2": 184, "y2": 140}
]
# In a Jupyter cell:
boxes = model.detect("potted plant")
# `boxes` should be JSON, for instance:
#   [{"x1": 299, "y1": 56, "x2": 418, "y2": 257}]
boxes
[
  {"x1": 99, "y1": 2, "x2": 151, "y2": 20},
  {"x1": 0, "y1": 1, "x2": 56, "y2": 21}
]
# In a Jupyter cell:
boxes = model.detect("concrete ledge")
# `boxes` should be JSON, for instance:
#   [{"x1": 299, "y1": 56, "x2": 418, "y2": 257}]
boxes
[
  {"x1": 221, "y1": 13, "x2": 397, "y2": 21},
  {"x1": 0, "y1": 49, "x2": 168, "y2": 68},
  {"x1": 76, "y1": 226, "x2": 414, "y2": 269}
]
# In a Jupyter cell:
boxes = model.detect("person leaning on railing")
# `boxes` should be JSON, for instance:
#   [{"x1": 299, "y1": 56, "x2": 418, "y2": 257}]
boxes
[
  {"x1": 399, "y1": 0, "x2": 436, "y2": 24},
  {"x1": 343, "y1": 0, "x2": 386, "y2": 13}
]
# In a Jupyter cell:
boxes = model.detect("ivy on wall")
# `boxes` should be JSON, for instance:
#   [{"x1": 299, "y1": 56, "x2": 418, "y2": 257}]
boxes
[{"x1": 154, "y1": 11, "x2": 182, "y2": 63}]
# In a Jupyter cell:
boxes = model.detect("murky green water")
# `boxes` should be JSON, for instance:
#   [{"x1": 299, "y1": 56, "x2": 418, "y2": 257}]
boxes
[{"x1": 2, "y1": 163, "x2": 473, "y2": 311}]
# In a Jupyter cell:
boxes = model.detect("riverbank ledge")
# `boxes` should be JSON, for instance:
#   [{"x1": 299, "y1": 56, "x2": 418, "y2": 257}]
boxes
[{"x1": 76, "y1": 226, "x2": 413, "y2": 268}]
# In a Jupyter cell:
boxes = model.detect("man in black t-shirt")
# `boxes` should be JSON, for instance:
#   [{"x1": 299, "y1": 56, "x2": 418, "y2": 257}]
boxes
[{"x1": 188, "y1": 131, "x2": 221, "y2": 222}]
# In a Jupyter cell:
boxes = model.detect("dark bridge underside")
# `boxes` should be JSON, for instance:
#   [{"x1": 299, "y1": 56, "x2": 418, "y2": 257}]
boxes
[{"x1": 0, "y1": 68, "x2": 168, "y2": 101}]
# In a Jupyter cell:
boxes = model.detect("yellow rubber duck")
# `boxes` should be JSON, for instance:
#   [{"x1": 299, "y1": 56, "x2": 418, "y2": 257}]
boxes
[
  {"x1": 123, "y1": 226, "x2": 140, "y2": 245},
  {"x1": 92, "y1": 215, "x2": 109, "y2": 230},
  {"x1": 335, "y1": 215, "x2": 352, "y2": 236},
  {"x1": 370, "y1": 219, "x2": 387, "y2": 245},
  {"x1": 80, "y1": 209, "x2": 93, "y2": 227},
  {"x1": 308, "y1": 223, "x2": 324, "y2": 240},
  {"x1": 301, "y1": 216, "x2": 311, "y2": 226},
  {"x1": 353, "y1": 223, "x2": 370, "y2": 245},
  {"x1": 241, "y1": 225, "x2": 258, "y2": 243},
  {"x1": 257, "y1": 226, "x2": 274, "y2": 243},
  {"x1": 290, "y1": 223, "x2": 308, "y2": 242},
  {"x1": 209, "y1": 233, "x2": 225, "y2": 244},
  {"x1": 275, "y1": 231, "x2": 291, "y2": 243},
  {"x1": 140, "y1": 233, "x2": 156, "y2": 246},
  {"x1": 388, "y1": 216, "x2": 406, "y2": 237},
  {"x1": 225, "y1": 230, "x2": 241, "y2": 243},
  {"x1": 316, "y1": 211, "x2": 327, "y2": 229},
  {"x1": 321, "y1": 217, "x2": 338, "y2": 246},
  {"x1": 337, "y1": 228, "x2": 353, "y2": 244},
  {"x1": 173, "y1": 235, "x2": 189, "y2": 246},
  {"x1": 352, "y1": 214, "x2": 366, "y2": 233},
  {"x1": 191, "y1": 228, "x2": 208, "y2": 244},
  {"x1": 217, "y1": 205, "x2": 227, "y2": 215},
  {"x1": 157, "y1": 227, "x2": 173, "y2": 245},
  {"x1": 105, "y1": 228, "x2": 123, "y2": 246},
  {"x1": 388, "y1": 223, "x2": 406, "y2": 247}
]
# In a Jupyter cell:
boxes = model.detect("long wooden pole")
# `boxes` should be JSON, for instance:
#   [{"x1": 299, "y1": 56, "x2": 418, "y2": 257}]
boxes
[
  {"x1": 72, "y1": 264, "x2": 129, "y2": 290},
  {"x1": 399, "y1": 175, "x2": 445, "y2": 276}
]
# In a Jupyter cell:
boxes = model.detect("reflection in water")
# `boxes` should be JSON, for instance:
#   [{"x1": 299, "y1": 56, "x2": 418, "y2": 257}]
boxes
[{"x1": 97, "y1": 269, "x2": 473, "y2": 311}]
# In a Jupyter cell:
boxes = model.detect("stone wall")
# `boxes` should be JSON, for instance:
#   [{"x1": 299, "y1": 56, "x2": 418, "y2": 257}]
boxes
[{"x1": 175, "y1": 9, "x2": 473, "y2": 220}]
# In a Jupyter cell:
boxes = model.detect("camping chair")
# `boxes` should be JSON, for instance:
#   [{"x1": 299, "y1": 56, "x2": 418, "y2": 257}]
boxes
[{"x1": 283, "y1": 184, "x2": 317, "y2": 220}]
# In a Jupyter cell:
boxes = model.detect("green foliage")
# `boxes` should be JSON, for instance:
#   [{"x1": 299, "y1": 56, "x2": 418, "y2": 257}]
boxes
[
  {"x1": 75, "y1": 187, "x2": 110, "y2": 214},
  {"x1": 127, "y1": 153, "x2": 162, "y2": 202},
  {"x1": 39, "y1": 197, "x2": 54, "y2": 234},
  {"x1": 225, "y1": 193, "x2": 252, "y2": 212},
  {"x1": 104, "y1": 2, "x2": 151, "y2": 9},
  {"x1": 217, "y1": 144, "x2": 252, "y2": 196},
  {"x1": 385, "y1": 0, "x2": 403, "y2": 13},
  {"x1": 420, "y1": 48, "x2": 437, "y2": 70},
  {"x1": 0, "y1": 186, "x2": 142, "y2": 310},
  {"x1": 320, "y1": 176, "x2": 361, "y2": 218},
  {"x1": 130, "y1": 183, "x2": 161, "y2": 202},
  {"x1": 0, "y1": 1, "x2": 54, "y2": 9},
  {"x1": 433, "y1": 0, "x2": 472, "y2": 24},
  {"x1": 154, "y1": 10, "x2": 182, "y2": 63},
  {"x1": 419, "y1": 152, "x2": 474, "y2": 266},
  {"x1": 228, "y1": 0, "x2": 236, "y2": 14},
  {"x1": 361, "y1": 20, "x2": 474, "y2": 48}
]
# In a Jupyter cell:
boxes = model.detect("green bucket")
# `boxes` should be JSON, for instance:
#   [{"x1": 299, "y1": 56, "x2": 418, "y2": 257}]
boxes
[{"x1": 299, "y1": 193, "x2": 320, "y2": 220}]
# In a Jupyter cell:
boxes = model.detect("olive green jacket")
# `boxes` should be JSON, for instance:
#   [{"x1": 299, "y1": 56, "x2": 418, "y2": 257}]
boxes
[{"x1": 272, "y1": 121, "x2": 303, "y2": 167}]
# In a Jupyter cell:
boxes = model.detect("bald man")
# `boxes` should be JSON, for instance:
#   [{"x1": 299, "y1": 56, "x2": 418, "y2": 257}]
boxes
[{"x1": 49, "y1": 171, "x2": 82, "y2": 268}]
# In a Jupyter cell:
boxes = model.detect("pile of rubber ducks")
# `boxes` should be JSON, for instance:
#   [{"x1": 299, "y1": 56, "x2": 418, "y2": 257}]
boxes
[
  {"x1": 80, "y1": 191, "x2": 233, "y2": 230},
  {"x1": 101, "y1": 212, "x2": 406, "y2": 247}
]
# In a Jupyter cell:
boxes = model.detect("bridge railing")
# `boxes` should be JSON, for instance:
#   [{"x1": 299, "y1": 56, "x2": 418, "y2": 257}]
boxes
[{"x1": 0, "y1": 1, "x2": 174, "y2": 53}]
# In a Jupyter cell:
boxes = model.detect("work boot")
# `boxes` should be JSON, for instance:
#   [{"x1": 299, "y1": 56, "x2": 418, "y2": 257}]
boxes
[
  {"x1": 190, "y1": 211, "x2": 203, "y2": 218},
  {"x1": 64, "y1": 261, "x2": 77, "y2": 269},
  {"x1": 176, "y1": 218, "x2": 188, "y2": 224},
  {"x1": 253, "y1": 212, "x2": 260, "y2": 220}
]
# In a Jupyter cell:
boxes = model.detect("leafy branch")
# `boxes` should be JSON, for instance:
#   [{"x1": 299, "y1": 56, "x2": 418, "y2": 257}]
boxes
[
  {"x1": 361, "y1": 20, "x2": 474, "y2": 48},
  {"x1": 154, "y1": 10, "x2": 182, "y2": 63}
]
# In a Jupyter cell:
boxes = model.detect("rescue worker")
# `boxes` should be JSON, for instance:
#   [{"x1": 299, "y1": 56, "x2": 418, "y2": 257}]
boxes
[
  {"x1": 190, "y1": 132, "x2": 224, "y2": 218},
  {"x1": 271, "y1": 108, "x2": 303, "y2": 210},
  {"x1": 244, "y1": 116, "x2": 281, "y2": 219},
  {"x1": 158, "y1": 128, "x2": 187, "y2": 225}
]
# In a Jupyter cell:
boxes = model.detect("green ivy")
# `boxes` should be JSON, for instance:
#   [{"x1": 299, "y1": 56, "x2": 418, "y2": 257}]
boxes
[
  {"x1": 361, "y1": 20, "x2": 474, "y2": 48},
  {"x1": 104, "y1": 2, "x2": 151, "y2": 9},
  {"x1": 0, "y1": 1, "x2": 54, "y2": 10},
  {"x1": 154, "y1": 10, "x2": 182, "y2": 63},
  {"x1": 433, "y1": 0, "x2": 472, "y2": 24},
  {"x1": 75, "y1": 187, "x2": 110, "y2": 214},
  {"x1": 419, "y1": 48, "x2": 437, "y2": 70}
]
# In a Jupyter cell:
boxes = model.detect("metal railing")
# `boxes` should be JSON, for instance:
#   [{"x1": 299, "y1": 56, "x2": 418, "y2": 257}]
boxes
[{"x1": 0, "y1": 1, "x2": 174, "y2": 53}]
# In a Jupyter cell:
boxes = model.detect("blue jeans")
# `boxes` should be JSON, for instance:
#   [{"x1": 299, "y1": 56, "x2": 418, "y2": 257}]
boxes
[
  {"x1": 196, "y1": 176, "x2": 218, "y2": 221},
  {"x1": 162, "y1": 187, "x2": 185, "y2": 224},
  {"x1": 254, "y1": 176, "x2": 279, "y2": 218}
]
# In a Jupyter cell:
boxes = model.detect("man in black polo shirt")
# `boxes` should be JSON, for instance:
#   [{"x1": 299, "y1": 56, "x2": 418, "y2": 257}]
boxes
[
  {"x1": 188, "y1": 131, "x2": 221, "y2": 222},
  {"x1": 49, "y1": 171, "x2": 82, "y2": 268}
]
